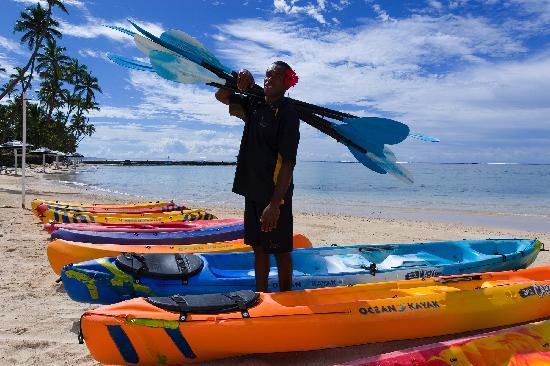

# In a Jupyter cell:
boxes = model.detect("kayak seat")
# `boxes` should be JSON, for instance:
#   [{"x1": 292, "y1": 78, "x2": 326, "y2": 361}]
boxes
[
  {"x1": 378, "y1": 254, "x2": 433, "y2": 270},
  {"x1": 115, "y1": 253, "x2": 203, "y2": 280},
  {"x1": 323, "y1": 254, "x2": 370, "y2": 274},
  {"x1": 147, "y1": 290, "x2": 260, "y2": 314}
]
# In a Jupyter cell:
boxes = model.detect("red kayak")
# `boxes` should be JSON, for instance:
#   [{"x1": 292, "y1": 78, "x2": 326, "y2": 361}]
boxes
[
  {"x1": 338, "y1": 319, "x2": 549, "y2": 366},
  {"x1": 43, "y1": 218, "x2": 243, "y2": 234},
  {"x1": 35, "y1": 202, "x2": 187, "y2": 215}
]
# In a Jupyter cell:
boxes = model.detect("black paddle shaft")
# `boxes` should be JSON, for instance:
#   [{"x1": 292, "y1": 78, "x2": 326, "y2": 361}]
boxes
[
  {"x1": 209, "y1": 82, "x2": 368, "y2": 154},
  {"x1": 202, "y1": 62, "x2": 356, "y2": 121}
]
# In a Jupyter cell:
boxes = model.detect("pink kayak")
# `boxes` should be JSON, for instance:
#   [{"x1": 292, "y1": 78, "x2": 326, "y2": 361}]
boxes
[
  {"x1": 338, "y1": 319, "x2": 549, "y2": 366},
  {"x1": 35, "y1": 202, "x2": 187, "y2": 215},
  {"x1": 44, "y1": 218, "x2": 243, "y2": 234}
]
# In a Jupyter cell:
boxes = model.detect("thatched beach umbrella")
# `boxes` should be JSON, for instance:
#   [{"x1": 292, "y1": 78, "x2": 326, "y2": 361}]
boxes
[
  {"x1": 67, "y1": 152, "x2": 84, "y2": 166},
  {"x1": 31, "y1": 147, "x2": 53, "y2": 172},
  {"x1": 49, "y1": 150, "x2": 66, "y2": 169},
  {"x1": 0, "y1": 140, "x2": 34, "y2": 175}
]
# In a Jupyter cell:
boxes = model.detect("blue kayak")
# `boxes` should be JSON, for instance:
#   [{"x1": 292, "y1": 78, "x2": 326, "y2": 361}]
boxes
[
  {"x1": 50, "y1": 223, "x2": 244, "y2": 245},
  {"x1": 61, "y1": 239, "x2": 542, "y2": 304}
]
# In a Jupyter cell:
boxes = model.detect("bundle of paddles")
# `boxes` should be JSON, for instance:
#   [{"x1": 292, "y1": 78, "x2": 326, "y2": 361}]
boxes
[{"x1": 33, "y1": 196, "x2": 549, "y2": 365}]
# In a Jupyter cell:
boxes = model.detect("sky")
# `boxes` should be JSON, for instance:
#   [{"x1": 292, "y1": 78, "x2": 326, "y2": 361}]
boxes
[{"x1": 1, "y1": 0, "x2": 549, "y2": 163}]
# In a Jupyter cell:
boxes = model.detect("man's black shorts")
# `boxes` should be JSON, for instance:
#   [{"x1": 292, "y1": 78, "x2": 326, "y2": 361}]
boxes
[{"x1": 244, "y1": 198, "x2": 293, "y2": 254}]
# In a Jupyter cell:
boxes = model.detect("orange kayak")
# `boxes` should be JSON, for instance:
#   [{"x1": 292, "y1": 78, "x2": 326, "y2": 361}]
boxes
[
  {"x1": 80, "y1": 266, "x2": 550, "y2": 365},
  {"x1": 47, "y1": 234, "x2": 312, "y2": 275},
  {"x1": 339, "y1": 319, "x2": 550, "y2": 366}
]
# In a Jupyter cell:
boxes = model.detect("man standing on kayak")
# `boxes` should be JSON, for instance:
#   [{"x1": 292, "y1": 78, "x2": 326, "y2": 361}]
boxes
[{"x1": 215, "y1": 61, "x2": 300, "y2": 292}]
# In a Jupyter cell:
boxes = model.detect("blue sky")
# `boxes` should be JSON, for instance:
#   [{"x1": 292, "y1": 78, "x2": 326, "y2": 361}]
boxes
[{"x1": 1, "y1": 0, "x2": 549, "y2": 163}]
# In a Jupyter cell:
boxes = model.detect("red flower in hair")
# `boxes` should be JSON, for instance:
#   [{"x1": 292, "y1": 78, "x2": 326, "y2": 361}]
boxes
[{"x1": 284, "y1": 69, "x2": 299, "y2": 88}]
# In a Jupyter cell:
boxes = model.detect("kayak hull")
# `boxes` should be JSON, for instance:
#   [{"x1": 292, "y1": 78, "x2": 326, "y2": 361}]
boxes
[
  {"x1": 35, "y1": 203, "x2": 187, "y2": 215},
  {"x1": 51, "y1": 223, "x2": 244, "y2": 245},
  {"x1": 32, "y1": 199, "x2": 174, "y2": 216},
  {"x1": 43, "y1": 219, "x2": 243, "y2": 234},
  {"x1": 62, "y1": 239, "x2": 541, "y2": 304},
  {"x1": 47, "y1": 234, "x2": 312, "y2": 275},
  {"x1": 80, "y1": 266, "x2": 550, "y2": 364},
  {"x1": 39, "y1": 208, "x2": 216, "y2": 224},
  {"x1": 339, "y1": 319, "x2": 550, "y2": 366}
]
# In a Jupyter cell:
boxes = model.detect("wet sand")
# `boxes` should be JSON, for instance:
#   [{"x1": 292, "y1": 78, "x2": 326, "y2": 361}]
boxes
[{"x1": 0, "y1": 171, "x2": 548, "y2": 365}]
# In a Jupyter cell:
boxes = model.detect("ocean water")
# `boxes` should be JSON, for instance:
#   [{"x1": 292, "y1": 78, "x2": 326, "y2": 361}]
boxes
[{"x1": 47, "y1": 162, "x2": 550, "y2": 232}]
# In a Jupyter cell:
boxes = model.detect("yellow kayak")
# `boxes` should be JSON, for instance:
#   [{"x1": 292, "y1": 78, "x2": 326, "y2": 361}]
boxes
[
  {"x1": 32, "y1": 199, "x2": 174, "y2": 216},
  {"x1": 38, "y1": 208, "x2": 216, "y2": 224}
]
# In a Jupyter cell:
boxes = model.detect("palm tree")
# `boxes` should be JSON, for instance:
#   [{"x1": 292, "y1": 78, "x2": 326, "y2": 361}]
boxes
[
  {"x1": 37, "y1": 40, "x2": 69, "y2": 78},
  {"x1": 79, "y1": 72, "x2": 102, "y2": 107},
  {"x1": 38, "y1": 75, "x2": 65, "y2": 119},
  {"x1": 63, "y1": 58, "x2": 87, "y2": 122},
  {"x1": 0, "y1": 1, "x2": 67, "y2": 101},
  {"x1": 4, "y1": 67, "x2": 31, "y2": 98},
  {"x1": 71, "y1": 70, "x2": 101, "y2": 118},
  {"x1": 36, "y1": 40, "x2": 69, "y2": 120}
]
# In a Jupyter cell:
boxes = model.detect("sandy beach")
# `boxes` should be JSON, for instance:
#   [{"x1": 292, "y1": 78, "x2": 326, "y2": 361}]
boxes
[{"x1": 0, "y1": 170, "x2": 548, "y2": 366}]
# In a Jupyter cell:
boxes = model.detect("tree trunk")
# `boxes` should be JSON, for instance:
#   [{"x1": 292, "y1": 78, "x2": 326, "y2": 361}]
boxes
[
  {"x1": 0, "y1": 43, "x2": 39, "y2": 101},
  {"x1": 0, "y1": 5, "x2": 53, "y2": 101}
]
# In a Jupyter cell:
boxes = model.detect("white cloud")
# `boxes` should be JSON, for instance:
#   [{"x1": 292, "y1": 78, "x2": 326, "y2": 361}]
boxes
[
  {"x1": 0, "y1": 55, "x2": 17, "y2": 79},
  {"x1": 12, "y1": 0, "x2": 86, "y2": 8},
  {"x1": 90, "y1": 70, "x2": 243, "y2": 127},
  {"x1": 371, "y1": 4, "x2": 394, "y2": 22},
  {"x1": 72, "y1": 2, "x2": 550, "y2": 163},
  {"x1": 60, "y1": 16, "x2": 164, "y2": 42},
  {"x1": 216, "y1": 16, "x2": 524, "y2": 105},
  {"x1": 0, "y1": 36, "x2": 26, "y2": 79},
  {"x1": 274, "y1": 0, "x2": 329, "y2": 24},
  {"x1": 211, "y1": 16, "x2": 550, "y2": 163},
  {"x1": 427, "y1": 0, "x2": 443, "y2": 10},
  {"x1": 0, "y1": 35, "x2": 26, "y2": 55},
  {"x1": 78, "y1": 122, "x2": 241, "y2": 160},
  {"x1": 77, "y1": 49, "x2": 108, "y2": 59},
  {"x1": 332, "y1": 0, "x2": 350, "y2": 11}
]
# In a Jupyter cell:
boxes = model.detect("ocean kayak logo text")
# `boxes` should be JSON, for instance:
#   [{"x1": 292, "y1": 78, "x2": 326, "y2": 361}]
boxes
[
  {"x1": 358, "y1": 301, "x2": 440, "y2": 315},
  {"x1": 519, "y1": 284, "x2": 550, "y2": 299},
  {"x1": 405, "y1": 269, "x2": 442, "y2": 280}
]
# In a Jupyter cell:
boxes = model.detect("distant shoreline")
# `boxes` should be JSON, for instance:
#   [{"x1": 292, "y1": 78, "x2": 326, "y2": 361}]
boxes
[
  {"x1": 79, "y1": 159, "x2": 550, "y2": 166},
  {"x1": 82, "y1": 160, "x2": 236, "y2": 166}
]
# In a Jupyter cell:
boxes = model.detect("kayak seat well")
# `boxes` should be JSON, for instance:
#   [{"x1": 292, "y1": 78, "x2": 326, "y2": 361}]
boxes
[
  {"x1": 115, "y1": 253, "x2": 203, "y2": 280},
  {"x1": 468, "y1": 239, "x2": 530, "y2": 256},
  {"x1": 377, "y1": 253, "x2": 445, "y2": 270},
  {"x1": 147, "y1": 290, "x2": 260, "y2": 314},
  {"x1": 207, "y1": 252, "x2": 327, "y2": 278}
]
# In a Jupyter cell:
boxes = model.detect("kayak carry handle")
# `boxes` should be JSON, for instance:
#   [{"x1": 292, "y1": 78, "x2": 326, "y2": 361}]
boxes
[{"x1": 435, "y1": 274, "x2": 483, "y2": 283}]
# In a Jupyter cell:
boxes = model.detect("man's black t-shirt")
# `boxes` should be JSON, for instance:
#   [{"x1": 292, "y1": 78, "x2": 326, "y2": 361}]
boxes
[{"x1": 230, "y1": 94, "x2": 300, "y2": 203}]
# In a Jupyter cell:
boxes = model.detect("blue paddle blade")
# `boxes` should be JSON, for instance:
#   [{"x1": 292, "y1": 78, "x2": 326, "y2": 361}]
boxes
[
  {"x1": 128, "y1": 20, "x2": 232, "y2": 74},
  {"x1": 409, "y1": 131, "x2": 440, "y2": 142},
  {"x1": 349, "y1": 146, "x2": 414, "y2": 184},
  {"x1": 107, "y1": 53, "x2": 155, "y2": 72},
  {"x1": 160, "y1": 30, "x2": 233, "y2": 74},
  {"x1": 149, "y1": 50, "x2": 225, "y2": 84},
  {"x1": 342, "y1": 117, "x2": 410, "y2": 146},
  {"x1": 104, "y1": 25, "x2": 136, "y2": 36},
  {"x1": 348, "y1": 146, "x2": 387, "y2": 174}
]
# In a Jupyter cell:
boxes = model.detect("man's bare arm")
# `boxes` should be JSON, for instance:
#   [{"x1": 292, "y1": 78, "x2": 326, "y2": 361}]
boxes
[
  {"x1": 271, "y1": 161, "x2": 295, "y2": 205},
  {"x1": 215, "y1": 88, "x2": 233, "y2": 105},
  {"x1": 214, "y1": 69, "x2": 255, "y2": 105},
  {"x1": 260, "y1": 161, "x2": 295, "y2": 232}
]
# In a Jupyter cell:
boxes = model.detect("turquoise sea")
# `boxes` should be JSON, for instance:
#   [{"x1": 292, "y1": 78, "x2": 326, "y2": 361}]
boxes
[{"x1": 48, "y1": 162, "x2": 550, "y2": 232}]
